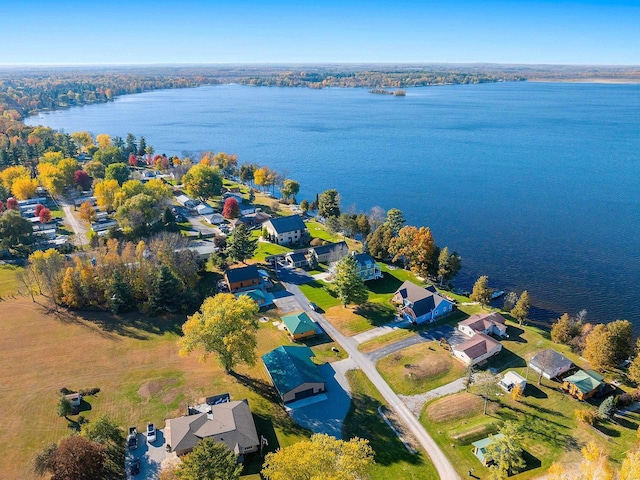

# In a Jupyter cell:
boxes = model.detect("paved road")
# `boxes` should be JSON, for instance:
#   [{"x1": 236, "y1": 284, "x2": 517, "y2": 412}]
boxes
[
  {"x1": 352, "y1": 317, "x2": 412, "y2": 344},
  {"x1": 281, "y1": 279, "x2": 460, "y2": 480},
  {"x1": 59, "y1": 197, "x2": 87, "y2": 246}
]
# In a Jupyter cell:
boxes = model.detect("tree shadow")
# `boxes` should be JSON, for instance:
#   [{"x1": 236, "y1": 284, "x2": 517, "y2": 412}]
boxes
[
  {"x1": 522, "y1": 384, "x2": 548, "y2": 399},
  {"x1": 613, "y1": 415, "x2": 638, "y2": 431},
  {"x1": 229, "y1": 371, "x2": 281, "y2": 405},
  {"x1": 354, "y1": 302, "x2": 396, "y2": 327},
  {"x1": 242, "y1": 414, "x2": 281, "y2": 475},
  {"x1": 520, "y1": 449, "x2": 542, "y2": 472},
  {"x1": 484, "y1": 349, "x2": 526, "y2": 373},
  {"x1": 71, "y1": 308, "x2": 185, "y2": 339},
  {"x1": 367, "y1": 272, "x2": 403, "y2": 296},
  {"x1": 503, "y1": 325, "x2": 527, "y2": 344},
  {"x1": 593, "y1": 422, "x2": 621, "y2": 438}
]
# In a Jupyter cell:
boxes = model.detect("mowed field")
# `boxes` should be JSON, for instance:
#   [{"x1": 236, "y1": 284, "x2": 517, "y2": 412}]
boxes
[{"x1": 0, "y1": 298, "x2": 311, "y2": 479}]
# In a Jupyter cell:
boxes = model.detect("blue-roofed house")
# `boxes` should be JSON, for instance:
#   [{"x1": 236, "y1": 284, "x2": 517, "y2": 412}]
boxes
[
  {"x1": 281, "y1": 312, "x2": 318, "y2": 341},
  {"x1": 352, "y1": 252, "x2": 383, "y2": 281},
  {"x1": 235, "y1": 289, "x2": 274, "y2": 308},
  {"x1": 262, "y1": 346, "x2": 326, "y2": 403},
  {"x1": 472, "y1": 434, "x2": 505, "y2": 465},
  {"x1": 263, "y1": 215, "x2": 308, "y2": 246},
  {"x1": 392, "y1": 281, "x2": 454, "y2": 324}
]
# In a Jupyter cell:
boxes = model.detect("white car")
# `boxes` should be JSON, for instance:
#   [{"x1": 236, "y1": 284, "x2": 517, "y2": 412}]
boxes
[{"x1": 147, "y1": 423, "x2": 156, "y2": 443}]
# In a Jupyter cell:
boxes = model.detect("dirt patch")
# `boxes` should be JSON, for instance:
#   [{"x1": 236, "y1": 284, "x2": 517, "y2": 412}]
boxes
[
  {"x1": 138, "y1": 378, "x2": 178, "y2": 403},
  {"x1": 426, "y1": 393, "x2": 485, "y2": 423},
  {"x1": 404, "y1": 355, "x2": 450, "y2": 381}
]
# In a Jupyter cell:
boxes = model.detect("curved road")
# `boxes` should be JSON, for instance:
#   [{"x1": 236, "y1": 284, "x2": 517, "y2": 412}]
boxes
[{"x1": 279, "y1": 272, "x2": 460, "y2": 480}]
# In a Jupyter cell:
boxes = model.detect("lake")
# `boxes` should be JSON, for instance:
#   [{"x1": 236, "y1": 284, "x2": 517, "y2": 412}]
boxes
[{"x1": 26, "y1": 82, "x2": 640, "y2": 329}]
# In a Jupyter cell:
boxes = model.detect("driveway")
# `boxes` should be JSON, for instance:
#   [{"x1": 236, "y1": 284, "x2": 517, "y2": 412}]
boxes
[
  {"x1": 59, "y1": 197, "x2": 87, "y2": 246},
  {"x1": 276, "y1": 265, "x2": 313, "y2": 286},
  {"x1": 367, "y1": 324, "x2": 469, "y2": 363},
  {"x1": 288, "y1": 360, "x2": 356, "y2": 439},
  {"x1": 126, "y1": 429, "x2": 166, "y2": 479},
  {"x1": 272, "y1": 290, "x2": 305, "y2": 313}
]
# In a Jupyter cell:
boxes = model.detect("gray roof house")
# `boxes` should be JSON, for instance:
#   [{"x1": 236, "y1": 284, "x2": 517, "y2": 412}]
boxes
[
  {"x1": 263, "y1": 215, "x2": 308, "y2": 246},
  {"x1": 311, "y1": 241, "x2": 349, "y2": 264},
  {"x1": 165, "y1": 399, "x2": 259, "y2": 457},
  {"x1": 529, "y1": 349, "x2": 574, "y2": 379},
  {"x1": 392, "y1": 281, "x2": 454, "y2": 324}
]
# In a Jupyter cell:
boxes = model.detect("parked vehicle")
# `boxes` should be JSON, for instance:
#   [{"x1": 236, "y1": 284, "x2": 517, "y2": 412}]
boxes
[
  {"x1": 127, "y1": 427, "x2": 138, "y2": 449},
  {"x1": 129, "y1": 458, "x2": 140, "y2": 475},
  {"x1": 147, "y1": 423, "x2": 156, "y2": 443},
  {"x1": 308, "y1": 302, "x2": 318, "y2": 311}
]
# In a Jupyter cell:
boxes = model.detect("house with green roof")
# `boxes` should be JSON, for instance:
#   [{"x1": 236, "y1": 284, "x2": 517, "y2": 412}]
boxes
[
  {"x1": 235, "y1": 289, "x2": 274, "y2": 308},
  {"x1": 472, "y1": 434, "x2": 505, "y2": 465},
  {"x1": 262, "y1": 346, "x2": 326, "y2": 403},
  {"x1": 562, "y1": 369, "x2": 605, "y2": 401},
  {"x1": 281, "y1": 312, "x2": 318, "y2": 341}
]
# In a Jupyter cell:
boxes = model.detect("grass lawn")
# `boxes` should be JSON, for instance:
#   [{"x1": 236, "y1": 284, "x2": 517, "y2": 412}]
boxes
[
  {"x1": 344, "y1": 370, "x2": 438, "y2": 480},
  {"x1": 358, "y1": 329, "x2": 416, "y2": 353},
  {"x1": 305, "y1": 220, "x2": 361, "y2": 250},
  {"x1": 323, "y1": 303, "x2": 396, "y2": 336},
  {"x1": 49, "y1": 205, "x2": 64, "y2": 219},
  {"x1": 298, "y1": 280, "x2": 341, "y2": 311},
  {"x1": 0, "y1": 264, "x2": 23, "y2": 298},
  {"x1": 419, "y1": 382, "x2": 640, "y2": 479},
  {"x1": 0, "y1": 298, "x2": 313, "y2": 479},
  {"x1": 377, "y1": 341, "x2": 467, "y2": 395}
]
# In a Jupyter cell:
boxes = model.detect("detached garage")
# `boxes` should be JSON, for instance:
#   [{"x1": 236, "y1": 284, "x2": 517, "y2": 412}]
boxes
[{"x1": 262, "y1": 346, "x2": 326, "y2": 404}]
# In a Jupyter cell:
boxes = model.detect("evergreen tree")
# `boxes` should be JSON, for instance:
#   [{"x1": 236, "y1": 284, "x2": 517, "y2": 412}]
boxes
[
  {"x1": 150, "y1": 266, "x2": 182, "y2": 313},
  {"x1": 366, "y1": 224, "x2": 393, "y2": 260},
  {"x1": 598, "y1": 396, "x2": 616, "y2": 420},
  {"x1": 162, "y1": 206, "x2": 176, "y2": 224},
  {"x1": 384, "y1": 208, "x2": 405, "y2": 235},
  {"x1": 226, "y1": 224, "x2": 257, "y2": 263},
  {"x1": 108, "y1": 270, "x2": 133, "y2": 314},
  {"x1": 511, "y1": 290, "x2": 531, "y2": 325},
  {"x1": 318, "y1": 189, "x2": 340, "y2": 219},
  {"x1": 470, "y1": 275, "x2": 492, "y2": 306},
  {"x1": 333, "y1": 255, "x2": 368, "y2": 307}
]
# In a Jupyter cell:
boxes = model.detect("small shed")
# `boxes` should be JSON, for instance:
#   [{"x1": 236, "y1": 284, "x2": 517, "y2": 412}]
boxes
[
  {"x1": 562, "y1": 370, "x2": 605, "y2": 401},
  {"x1": 281, "y1": 312, "x2": 317, "y2": 341},
  {"x1": 472, "y1": 434, "x2": 505, "y2": 465},
  {"x1": 498, "y1": 371, "x2": 527, "y2": 393},
  {"x1": 64, "y1": 393, "x2": 82, "y2": 407},
  {"x1": 196, "y1": 203, "x2": 214, "y2": 216}
]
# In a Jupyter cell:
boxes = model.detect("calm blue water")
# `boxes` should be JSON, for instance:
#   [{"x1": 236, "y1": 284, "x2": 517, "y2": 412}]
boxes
[{"x1": 26, "y1": 83, "x2": 640, "y2": 328}]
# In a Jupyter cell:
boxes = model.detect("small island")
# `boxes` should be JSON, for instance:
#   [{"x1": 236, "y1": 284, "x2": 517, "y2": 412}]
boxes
[{"x1": 369, "y1": 88, "x2": 406, "y2": 96}]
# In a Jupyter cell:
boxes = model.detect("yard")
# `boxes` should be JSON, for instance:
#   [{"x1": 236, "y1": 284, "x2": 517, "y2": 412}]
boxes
[
  {"x1": 377, "y1": 341, "x2": 467, "y2": 395},
  {"x1": 0, "y1": 263, "x2": 23, "y2": 298},
  {"x1": 419, "y1": 380, "x2": 640, "y2": 479},
  {"x1": 0, "y1": 298, "x2": 322, "y2": 478},
  {"x1": 343, "y1": 370, "x2": 438, "y2": 480}
]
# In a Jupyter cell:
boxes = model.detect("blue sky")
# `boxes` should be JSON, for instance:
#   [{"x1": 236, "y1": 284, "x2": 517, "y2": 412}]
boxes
[{"x1": 1, "y1": 0, "x2": 638, "y2": 65}]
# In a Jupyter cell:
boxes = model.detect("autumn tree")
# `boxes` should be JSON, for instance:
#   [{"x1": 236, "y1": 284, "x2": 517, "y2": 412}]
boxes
[
  {"x1": 389, "y1": 225, "x2": 436, "y2": 277},
  {"x1": 28, "y1": 249, "x2": 67, "y2": 308},
  {"x1": 579, "y1": 441, "x2": 613, "y2": 480},
  {"x1": 115, "y1": 193, "x2": 162, "y2": 233},
  {"x1": 95, "y1": 133, "x2": 112, "y2": 150},
  {"x1": 511, "y1": 290, "x2": 530, "y2": 325},
  {"x1": 628, "y1": 340, "x2": 640, "y2": 385},
  {"x1": 262, "y1": 434, "x2": 374, "y2": 480},
  {"x1": 318, "y1": 189, "x2": 341, "y2": 219},
  {"x1": 94, "y1": 179, "x2": 120, "y2": 211},
  {"x1": 12, "y1": 176, "x2": 38, "y2": 200},
  {"x1": 606, "y1": 319, "x2": 634, "y2": 365},
  {"x1": 547, "y1": 462, "x2": 568, "y2": 480},
  {"x1": 38, "y1": 162, "x2": 66, "y2": 196},
  {"x1": 58, "y1": 158, "x2": 80, "y2": 186},
  {"x1": 300, "y1": 199, "x2": 309, "y2": 213},
  {"x1": 226, "y1": 224, "x2": 257, "y2": 263},
  {"x1": 74, "y1": 170, "x2": 92, "y2": 190},
  {"x1": 178, "y1": 293, "x2": 260, "y2": 373},
  {"x1": 39, "y1": 207, "x2": 52, "y2": 223},
  {"x1": 0, "y1": 165, "x2": 30, "y2": 191},
  {"x1": 182, "y1": 164, "x2": 223, "y2": 200},
  {"x1": 333, "y1": 254, "x2": 368, "y2": 307},
  {"x1": 176, "y1": 438, "x2": 242, "y2": 480},
  {"x1": 620, "y1": 450, "x2": 640, "y2": 480},
  {"x1": 84, "y1": 160, "x2": 105, "y2": 179},
  {"x1": 551, "y1": 313, "x2": 581, "y2": 344},
  {"x1": 79, "y1": 201, "x2": 97, "y2": 223},
  {"x1": 583, "y1": 324, "x2": 616, "y2": 370},
  {"x1": 222, "y1": 197, "x2": 240, "y2": 219},
  {"x1": 470, "y1": 275, "x2": 492, "y2": 306},
  {"x1": 437, "y1": 246, "x2": 462, "y2": 286},
  {"x1": 71, "y1": 131, "x2": 94, "y2": 150},
  {"x1": 34, "y1": 435, "x2": 108, "y2": 480},
  {"x1": 384, "y1": 208, "x2": 405, "y2": 235}
]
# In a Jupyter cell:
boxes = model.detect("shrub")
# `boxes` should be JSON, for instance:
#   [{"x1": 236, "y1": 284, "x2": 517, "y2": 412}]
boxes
[
  {"x1": 59, "y1": 387, "x2": 74, "y2": 395},
  {"x1": 575, "y1": 408, "x2": 598, "y2": 425},
  {"x1": 79, "y1": 387, "x2": 100, "y2": 396},
  {"x1": 598, "y1": 396, "x2": 617, "y2": 420},
  {"x1": 310, "y1": 237, "x2": 323, "y2": 247}
]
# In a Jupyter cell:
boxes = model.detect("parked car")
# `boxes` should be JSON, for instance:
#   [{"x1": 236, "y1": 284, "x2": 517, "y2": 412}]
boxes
[
  {"x1": 129, "y1": 458, "x2": 140, "y2": 475},
  {"x1": 308, "y1": 302, "x2": 318, "y2": 311},
  {"x1": 147, "y1": 423, "x2": 156, "y2": 443},
  {"x1": 127, "y1": 427, "x2": 138, "y2": 449}
]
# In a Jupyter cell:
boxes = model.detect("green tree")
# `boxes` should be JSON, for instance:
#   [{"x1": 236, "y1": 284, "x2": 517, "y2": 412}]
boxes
[
  {"x1": 262, "y1": 433, "x2": 374, "y2": 480},
  {"x1": 355, "y1": 213, "x2": 371, "y2": 237},
  {"x1": 333, "y1": 255, "x2": 368, "y2": 307},
  {"x1": 239, "y1": 163, "x2": 257, "y2": 185},
  {"x1": 484, "y1": 421, "x2": 526, "y2": 479},
  {"x1": 104, "y1": 162, "x2": 130, "y2": 186},
  {"x1": 0, "y1": 210, "x2": 33, "y2": 251},
  {"x1": 280, "y1": 179, "x2": 300, "y2": 202},
  {"x1": 300, "y1": 199, "x2": 309, "y2": 213},
  {"x1": 178, "y1": 293, "x2": 260, "y2": 372},
  {"x1": 598, "y1": 396, "x2": 616, "y2": 420},
  {"x1": 176, "y1": 438, "x2": 242, "y2": 480},
  {"x1": 628, "y1": 339, "x2": 640, "y2": 385},
  {"x1": 366, "y1": 224, "x2": 393, "y2": 260},
  {"x1": 470, "y1": 275, "x2": 492, "y2": 306},
  {"x1": 57, "y1": 396, "x2": 72, "y2": 418},
  {"x1": 182, "y1": 164, "x2": 223, "y2": 200},
  {"x1": 510, "y1": 290, "x2": 530, "y2": 325},
  {"x1": 84, "y1": 160, "x2": 105, "y2": 179},
  {"x1": 81, "y1": 415, "x2": 125, "y2": 479},
  {"x1": 150, "y1": 266, "x2": 183, "y2": 313},
  {"x1": 437, "y1": 246, "x2": 462, "y2": 286},
  {"x1": 318, "y1": 189, "x2": 341, "y2": 218},
  {"x1": 108, "y1": 270, "x2": 133, "y2": 314},
  {"x1": 583, "y1": 324, "x2": 615, "y2": 371},
  {"x1": 384, "y1": 208, "x2": 405, "y2": 235},
  {"x1": 115, "y1": 193, "x2": 161, "y2": 233},
  {"x1": 93, "y1": 146, "x2": 125, "y2": 165},
  {"x1": 226, "y1": 224, "x2": 257, "y2": 263}
]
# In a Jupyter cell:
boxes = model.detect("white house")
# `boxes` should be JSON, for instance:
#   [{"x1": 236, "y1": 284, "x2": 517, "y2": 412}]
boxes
[
  {"x1": 458, "y1": 312, "x2": 508, "y2": 338},
  {"x1": 529, "y1": 349, "x2": 573, "y2": 380},
  {"x1": 195, "y1": 203, "x2": 214, "y2": 216},
  {"x1": 263, "y1": 215, "x2": 308, "y2": 246},
  {"x1": 498, "y1": 371, "x2": 527, "y2": 393},
  {"x1": 451, "y1": 333, "x2": 503, "y2": 366}
]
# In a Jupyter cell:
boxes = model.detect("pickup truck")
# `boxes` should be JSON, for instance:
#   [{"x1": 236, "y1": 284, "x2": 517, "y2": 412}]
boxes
[{"x1": 127, "y1": 427, "x2": 138, "y2": 449}]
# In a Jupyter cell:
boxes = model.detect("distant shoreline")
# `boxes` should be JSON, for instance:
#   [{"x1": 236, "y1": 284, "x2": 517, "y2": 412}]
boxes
[{"x1": 528, "y1": 78, "x2": 640, "y2": 84}]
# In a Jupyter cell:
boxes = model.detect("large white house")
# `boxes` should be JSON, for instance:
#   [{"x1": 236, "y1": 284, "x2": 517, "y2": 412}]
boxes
[{"x1": 263, "y1": 215, "x2": 308, "y2": 246}]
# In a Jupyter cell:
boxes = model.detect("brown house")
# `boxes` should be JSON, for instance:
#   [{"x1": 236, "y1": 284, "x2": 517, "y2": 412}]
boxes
[
  {"x1": 224, "y1": 265, "x2": 261, "y2": 293},
  {"x1": 562, "y1": 370, "x2": 605, "y2": 401}
]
